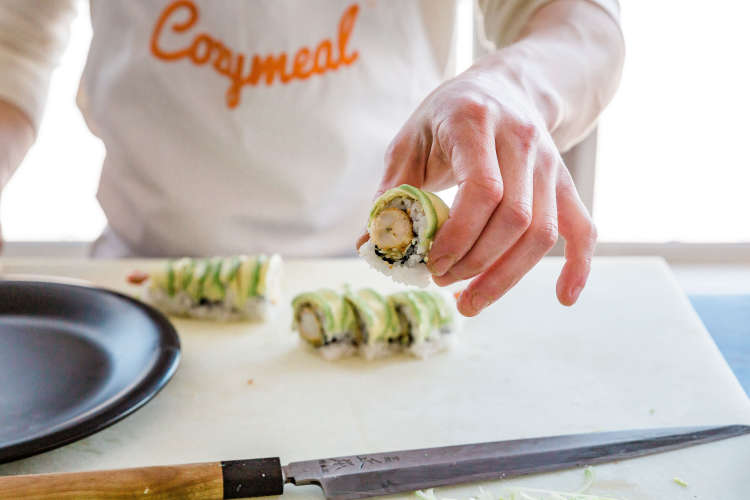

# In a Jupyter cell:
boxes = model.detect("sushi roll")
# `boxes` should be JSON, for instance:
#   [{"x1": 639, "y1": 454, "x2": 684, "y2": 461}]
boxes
[
  {"x1": 359, "y1": 184, "x2": 449, "y2": 287},
  {"x1": 292, "y1": 289, "x2": 358, "y2": 360},
  {"x1": 388, "y1": 289, "x2": 458, "y2": 358},
  {"x1": 139, "y1": 254, "x2": 282, "y2": 321},
  {"x1": 343, "y1": 287, "x2": 402, "y2": 359}
]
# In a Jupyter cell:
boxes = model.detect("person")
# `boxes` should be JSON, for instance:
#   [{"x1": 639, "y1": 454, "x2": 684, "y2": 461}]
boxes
[{"x1": 0, "y1": 0, "x2": 624, "y2": 316}]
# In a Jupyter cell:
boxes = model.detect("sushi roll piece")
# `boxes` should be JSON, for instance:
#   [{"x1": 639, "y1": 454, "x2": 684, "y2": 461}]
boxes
[
  {"x1": 359, "y1": 184, "x2": 449, "y2": 287},
  {"x1": 140, "y1": 254, "x2": 282, "y2": 321},
  {"x1": 388, "y1": 289, "x2": 458, "y2": 358},
  {"x1": 343, "y1": 287, "x2": 402, "y2": 359},
  {"x1": 292, "y1": 289, "x2": 358, "y2": 360}
]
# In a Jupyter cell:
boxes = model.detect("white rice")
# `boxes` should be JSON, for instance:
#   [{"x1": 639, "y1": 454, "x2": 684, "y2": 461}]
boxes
[
  {"x1": 145, "y1": 288, "x2": 275, "y2": 322},
  {"x1": 359, "y1": 342, "x2": 399, "y2": 360},
  {"x1": 308, "y1": 338, "x2": 455, "y2": 361},
  {"x1": 309, "y1": 340, "x2": 358, "y2": 361},
  {"x1": 360, "y1": 197, "x2": 434, "y2": 288},
  {"x1": 359, "y1": 240, "x2": 432, "y2": 287},
  {"x1": 408, "y1": 334, "x2": 456, "y2": 359}
]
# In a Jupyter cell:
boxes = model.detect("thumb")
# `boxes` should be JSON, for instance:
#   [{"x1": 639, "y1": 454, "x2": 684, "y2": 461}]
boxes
[{"x1": 376, "y1": 131, "x2": 426, "y2": 198}]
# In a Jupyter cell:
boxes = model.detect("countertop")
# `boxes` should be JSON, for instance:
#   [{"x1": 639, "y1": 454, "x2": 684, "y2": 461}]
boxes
[{"x1": 0, "y1": 257, "x2": 749, "y2": 499}]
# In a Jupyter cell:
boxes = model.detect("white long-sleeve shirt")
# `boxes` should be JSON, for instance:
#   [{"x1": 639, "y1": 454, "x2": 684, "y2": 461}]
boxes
[{"x1": 0, "y1": 0, "x2": 618, "y2": 257}]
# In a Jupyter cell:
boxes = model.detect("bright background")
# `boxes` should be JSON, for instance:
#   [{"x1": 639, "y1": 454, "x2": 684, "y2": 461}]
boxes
[
  {"x1": 2, "y1": 1, "x2": 749, "y2": 244},
  {"x1": 594, "y1": 1, "x2": 750, "y2": 243},
  {"x1": 1, "y1": 6, "x2": 105, "y2": 241}
]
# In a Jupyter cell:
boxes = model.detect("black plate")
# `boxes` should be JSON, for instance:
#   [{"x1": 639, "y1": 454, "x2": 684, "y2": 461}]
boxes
[{"x1": 0, "y1": 281, "x2": 180, "y2": 463}]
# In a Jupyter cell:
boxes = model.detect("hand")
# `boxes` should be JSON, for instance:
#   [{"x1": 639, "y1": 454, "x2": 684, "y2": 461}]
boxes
[{"x1": 368, "y1": 67, "x2": 596, "y2": 316}]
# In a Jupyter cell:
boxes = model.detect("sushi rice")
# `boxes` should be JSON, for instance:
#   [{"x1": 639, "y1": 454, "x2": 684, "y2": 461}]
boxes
[
  {"x1": 291, "y1": 288, "x2": 359, "y2": 360},
  {"x1": 343, "y1": 287, "x2": 402, "y2": 360},
  {"x1": 360, "y1": 185, "x2": 449, "y2": 287},
  {"x1": 292, "y1": 286, "x2": 459, "y2": 360},
  {"x1": 144, "y1": 254, "x2": 282, "y2": 321}
]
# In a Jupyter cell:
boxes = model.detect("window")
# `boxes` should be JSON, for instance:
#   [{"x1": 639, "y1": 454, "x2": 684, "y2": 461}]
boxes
[
  {"x1": 4, "y1": 1, "x2": 747, "y2": 255},
  {"x1": 594, "y1": 1, "x2": 750, "y2": 244},
  {"x1": 1, "y1": 6, "x2": 105, "y2": 242}
]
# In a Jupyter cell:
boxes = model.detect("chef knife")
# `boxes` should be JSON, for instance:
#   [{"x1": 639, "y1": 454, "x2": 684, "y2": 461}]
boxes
[{"x1": 0, "y1": 425, "x2": 747, "y2": 500}]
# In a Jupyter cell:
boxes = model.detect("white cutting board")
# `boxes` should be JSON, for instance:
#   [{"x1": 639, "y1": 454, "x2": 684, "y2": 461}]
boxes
[{"x1": 0, "y1": 257, "x2": 748, "y2": 500}]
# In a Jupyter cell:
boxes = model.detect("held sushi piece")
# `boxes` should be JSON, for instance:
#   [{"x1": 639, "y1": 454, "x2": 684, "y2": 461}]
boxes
[
  {"x1": 343, "y1": 287, "x2": 402, "y2": 359},
  {"x1": 359, "y1": 185, "x2": 449, "y2": 287},
  {"x1": 388, "y1": 289, "x2": 458, "y2": 358},
  {"x1": 292, "y1": 289, "x2": 358, "y2": 360},
  {"x1": 143, "y1": 254, "x2": 282, "y2": 321}
]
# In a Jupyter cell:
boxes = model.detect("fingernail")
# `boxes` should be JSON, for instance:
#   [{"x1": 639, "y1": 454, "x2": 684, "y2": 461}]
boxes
[
  {"x1": 570, "y1": 286, "x2": 583, "y2": 303},
  {"x1": 429, "y1": 254, "x2": 456, "y2": 276}
]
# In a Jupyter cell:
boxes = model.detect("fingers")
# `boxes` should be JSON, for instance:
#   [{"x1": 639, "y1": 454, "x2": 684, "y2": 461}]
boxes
[
  {"x1": 375, "y1": 129, "x2": 427, "y2": 198},
  {"x1": 427, "y1": 122, "x2": 502, "y2": 276},
  {"x1": 433, "y1": 131, "x2": 536, "y2": 286},
  {"x1": 555, "y1": 169, "x2": 597, "y2": 306},
  {"x1": 355, "y1": 232, "x2": 369, "y2": 251},
  {"x1": 456, "y1": 156, "x2": 558, "y2": 316}
]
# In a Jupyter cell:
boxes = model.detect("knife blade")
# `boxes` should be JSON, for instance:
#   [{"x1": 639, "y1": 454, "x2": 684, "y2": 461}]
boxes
[
  {"x1": 283, "y1": 424, "x2": 750, "y2": 499},
  {"x1": 0, "y1": 425, "x2": 747, "y2": 500}
]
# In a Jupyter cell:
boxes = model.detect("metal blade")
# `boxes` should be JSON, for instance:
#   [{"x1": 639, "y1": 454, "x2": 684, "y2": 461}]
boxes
[{"x1": 283, "y1": 425, "x2": 750, "y2": 500}]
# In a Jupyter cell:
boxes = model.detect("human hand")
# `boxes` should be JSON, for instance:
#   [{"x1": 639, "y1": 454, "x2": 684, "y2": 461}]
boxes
[{"x1": 367, "y1": 67, "x2": 596, "y2": 316}]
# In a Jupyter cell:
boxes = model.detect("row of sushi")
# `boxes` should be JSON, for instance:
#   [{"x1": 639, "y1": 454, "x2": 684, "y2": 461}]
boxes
[
  {"x1": 129, "y1": 253, "x2": 460, "y2": 360},
  {"x1": 127, "y1": 182, "x2": 455, "y2": 346},
  {"x1": 131, "y1": 183, "x2": 449, "y2": 311},
  {"x1": 291, "y1": 287, "x2": 458, "y2": 360},
  {"x1": 132, "y1": 254, "x2": 283, "y2": 321}
]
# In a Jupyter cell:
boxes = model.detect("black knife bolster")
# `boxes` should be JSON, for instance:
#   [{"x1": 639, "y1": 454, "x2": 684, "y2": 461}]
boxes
[{"x1": 221, "y1": 457, "x2": 284, "y2": 499}]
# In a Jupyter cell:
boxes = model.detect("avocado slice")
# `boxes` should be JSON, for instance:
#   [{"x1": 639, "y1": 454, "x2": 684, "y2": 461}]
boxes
[
  {"x1": 185, "y1": 259, "x2": 208, "y2": 301},
  {"x1": 221, "y1": 257, "x2": 242, "y2": 284},
  {"x1": 414, "y1": 291, "x2": 440, "y2": 332},
  {"x1": 166, "y1": 260, "x2": 176, "y2": 296},
  {"x1": 388, "y1": 291, "x2": 427, "y2": 344},
  {"x1": 356, "y1": 288, "x2": 396, "y2": 343},
  {"x1": 178, "y1": 258, "x2": 196, "y2": 291},
  {"x1": 249, "y1": 254, "x2": 267, "y2": 297},
  {"x1": 202, "y1": 258, "x2": 225, "y2": 302}
]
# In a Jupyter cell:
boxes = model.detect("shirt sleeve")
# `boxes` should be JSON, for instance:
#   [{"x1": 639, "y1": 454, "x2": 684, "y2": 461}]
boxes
[
  {"x1": 477, "y1": 0, "x2": 620, "y2": 49},
  {"x1": 0, "y1": 0, "x2": 78, "y2": 131}
]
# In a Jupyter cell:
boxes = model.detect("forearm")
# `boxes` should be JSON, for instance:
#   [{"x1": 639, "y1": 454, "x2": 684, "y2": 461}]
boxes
[
  {"x1": 472, "y1": 0, "x2": 624, "y2": 151},
  {"x1": 0, "y1": 99, "x2": 34, "y2": 191}
]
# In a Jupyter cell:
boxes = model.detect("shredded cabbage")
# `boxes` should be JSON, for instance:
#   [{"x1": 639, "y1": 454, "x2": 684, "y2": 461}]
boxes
[
  {"x1": 575, "y1": 467, "x2": 595, "y2": 493},
  {"x1": 416, "y1": 467, "x2": 620, "y2": 500},
  {"x1": 672, "y1": 477, "x2": 688, "y2": 487}
]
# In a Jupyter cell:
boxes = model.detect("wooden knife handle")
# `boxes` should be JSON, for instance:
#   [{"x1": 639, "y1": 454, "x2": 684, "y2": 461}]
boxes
[{"x1": 0, "y1": 458, "x2": 284, "y2": 500}]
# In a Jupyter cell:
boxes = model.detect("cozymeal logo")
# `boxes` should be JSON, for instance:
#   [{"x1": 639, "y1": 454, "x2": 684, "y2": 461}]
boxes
[{"x1": 150, "y1": 0, "x2": 360, "y2": 108}]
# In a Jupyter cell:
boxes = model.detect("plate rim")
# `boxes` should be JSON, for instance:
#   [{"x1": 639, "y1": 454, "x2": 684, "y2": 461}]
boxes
[{"x1": 0, "y1": 280, "x2": 181, "y2": 464}]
